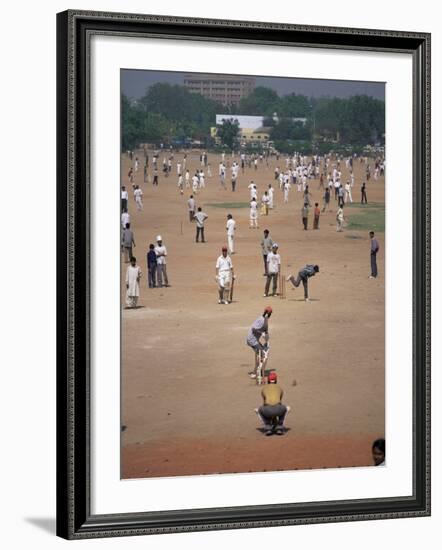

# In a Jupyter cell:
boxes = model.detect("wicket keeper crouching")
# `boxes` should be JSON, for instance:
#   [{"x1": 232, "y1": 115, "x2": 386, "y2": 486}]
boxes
[{"x1": 255, "y1": 371, "x2": 290, "y2": 436}]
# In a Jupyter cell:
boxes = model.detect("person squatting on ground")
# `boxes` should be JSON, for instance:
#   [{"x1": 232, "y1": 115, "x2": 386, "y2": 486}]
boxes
[
  {"x1": 215, "y1": 246, "x2": 234, "y2": 304},
  {"x1": 194, "y1": 207, "x2": 208, "y2": 243},
  {"x1": 264, "y1": 243, "x2": 281, "y2": 297},
  {"x1": 154, "y1": 235, "x2": 169, "y2": 287},
  {"x1": 286, "y1": 264, "x2": 320, "y2": 302},
  {"x1": 125, "y1": 256, "x2": 142, "y2": 308},
  {"x1": 369, "y1": 231, "x2": 379, "y2": 278},
  {"x1": 246, "y1": 306, "x2": 272, "y2": 379},
  {"x1": 146, "y1": 244, "x2": 157, "y2": 288},
  {"x1": 255, "y1": 371, "x2": 290, "y2": 436}
]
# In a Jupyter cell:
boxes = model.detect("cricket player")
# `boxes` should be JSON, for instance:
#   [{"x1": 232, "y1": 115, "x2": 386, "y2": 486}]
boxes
[
  {"x1": 248, "y1": 181, "x2": 258, "y2": 200},
  {"x1": 336, "y1": 205, "x2": 345, "y2": 232},
  {"x1": 154, "y1": 236, "x2": 169, "y2": 287},
  {"x1": 261, "y1": 229, "x2": 274, "y2": 276},
  {"x1": 264, "y1": 243, "x2": 280, "y2": 297},
  {"x1": 246, "y1": 306, "x2": 272, "y2": 379},
  {"x1": 177, "y1": 174, "x2": 184, "y2": 195},
  {"x1": 369, "y1": 231, "x2": 380, "y2": 278},
  {"x1": 283, "y1": 180, "x2": 291, "y2": 203},
  {"x1": 286, "y1": 264, "x2": 319, "y2": 302},
  {"x1": 121, "y1": 208, "x2": 130, "y2": 229},
  {"x1": 249, "y1": 197, "x2": 259, "y2": 229},
  {"x1": 255, "y1": 371, "x2": 290, "y2": 436},
  {"x1": 261, "y1": 191, "x2": 270, "y2": 215},
  {"x1": 226, "y1": 214, "x2": 236, "y2": 254},
  {"x1": 267, "y1": 184, "x2": 274, "y2": 209},
  {"x1": 133, "y1": 185, "x2": 143, "y2": 211},
  {"x1": 125, "y1": 256, "x2": 142, "y2": 308},
  {"x1": 187, "y1": 195, "x2": 195, "y2": 222},
  {"x1": 215, "y1": 246, "x2": 234, "y2": 304}
]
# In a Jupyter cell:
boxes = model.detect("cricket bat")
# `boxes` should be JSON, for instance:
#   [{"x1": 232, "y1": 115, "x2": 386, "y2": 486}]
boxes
[{"x1": 229, "y1": 276, "x2": 235, "y2": 302}]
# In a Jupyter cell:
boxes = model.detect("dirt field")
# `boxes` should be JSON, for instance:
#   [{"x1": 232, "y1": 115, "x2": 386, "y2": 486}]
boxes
[{"x1": 121, "y1": 150, "x2": 385, "y2": 479}]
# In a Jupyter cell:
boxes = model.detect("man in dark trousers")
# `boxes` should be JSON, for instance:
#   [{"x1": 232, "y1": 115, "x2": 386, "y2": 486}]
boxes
[
  {"x1": 369, "y1": 231, "x2": 380, "y2": 278},
  {"x1": 361, "y1": 182, "x2": 368, "y2": 204},
  {"x1": 255, "y1": 371, "x2": 290, "y2": 436},
  {"x1": 286, "y1": 264, "x2": 319, "y2": 302},
  {"x1": 146, "y1": 243, "x2": 157, "y2": 288}
]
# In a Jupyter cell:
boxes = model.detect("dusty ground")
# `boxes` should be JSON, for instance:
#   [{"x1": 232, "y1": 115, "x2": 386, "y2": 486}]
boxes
[{"x1": 121, "y1": 150, "x2": 385, "y2": 479}]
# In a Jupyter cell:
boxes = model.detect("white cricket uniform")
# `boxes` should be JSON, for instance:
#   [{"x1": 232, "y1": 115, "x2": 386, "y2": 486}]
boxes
[
  {"x1": 248, "y1": 183, "x2": 257, "y2": 200},
  {"x1": 216, "y1": 255, "x2": 233, "y2": 288},
  {"x1": 226, "y1": 218, "x2": 236, "y2": 253},
  {"x1": 121, "y1": 211, "x2": 130, "y2": 228},
  {"x1": 249, "y1": 201, "x2": 258, "y2": 226},
  {"x1": 268, "y1": 187, "x2": 274, "y2": 209},
  {"x1": 283, "y1": 182, "x2": 291, "y2": 203},
  {"x1": 134, "y1": 188, "x2": 143, "y2": 210}
]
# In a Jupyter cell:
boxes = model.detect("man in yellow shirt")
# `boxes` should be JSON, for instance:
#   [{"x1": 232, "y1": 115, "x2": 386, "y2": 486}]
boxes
[{"x1": 255, "y1": 372, "x2": 290, "y2": 436}]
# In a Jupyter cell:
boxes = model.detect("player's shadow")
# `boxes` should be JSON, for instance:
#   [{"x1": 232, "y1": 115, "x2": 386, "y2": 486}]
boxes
[{"x1": 123, "y1": 305, "x2": 146, "y2": 310}]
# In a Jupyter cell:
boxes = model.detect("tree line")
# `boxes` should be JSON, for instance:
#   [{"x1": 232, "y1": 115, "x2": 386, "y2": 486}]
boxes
[{"x1": 122, "y1": 83, "x2": 385, "y2": 151}]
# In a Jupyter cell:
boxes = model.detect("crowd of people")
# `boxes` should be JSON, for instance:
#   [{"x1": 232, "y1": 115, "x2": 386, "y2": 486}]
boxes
[{"x1": 122, "y1": 147, "x2": 383, "y2": 444}]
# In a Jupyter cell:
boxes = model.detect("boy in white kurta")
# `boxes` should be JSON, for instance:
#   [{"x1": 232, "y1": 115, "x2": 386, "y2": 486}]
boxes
[{"x1": 125, "y1": 257, "x2": 141, "y2": 308}]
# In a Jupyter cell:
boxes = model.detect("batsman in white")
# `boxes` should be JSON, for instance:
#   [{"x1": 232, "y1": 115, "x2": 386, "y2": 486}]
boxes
[{"x1": 215, "y1": 246, "x2": 234, "y2": 305}]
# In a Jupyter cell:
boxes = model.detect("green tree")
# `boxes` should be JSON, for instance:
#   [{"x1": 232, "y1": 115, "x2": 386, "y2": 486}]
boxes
[
  {"x1": 238, "y1": 86, "x2": 279, "y2": 115},
  {"x1": 216, "y1": 118, "x2": 240, "y2": 149},
  {"x1": 270, "y1": 118, "x2": 312, "y2": 141},
  {"x1": 276, "y1": 94, "x2": 312, "y2": 118}
]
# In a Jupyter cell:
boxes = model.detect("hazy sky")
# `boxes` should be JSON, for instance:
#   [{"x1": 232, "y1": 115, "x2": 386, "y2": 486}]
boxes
[{"x1": 121, "y1": 69, "x2": 385, "y2": 100}]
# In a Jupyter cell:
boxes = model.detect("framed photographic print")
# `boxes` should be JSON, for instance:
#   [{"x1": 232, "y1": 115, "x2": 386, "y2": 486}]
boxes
[{"x1": 56, "y1": 10, "x2": 431, "y2": 539}]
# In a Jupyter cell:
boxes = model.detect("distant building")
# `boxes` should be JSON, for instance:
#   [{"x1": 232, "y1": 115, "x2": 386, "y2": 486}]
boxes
[
  {"x1": 184, "y1": 74, "x2": 255, "y2": 106},
  {"x1": 213, "y1": 114, "x2": 307, "y2": 147}
]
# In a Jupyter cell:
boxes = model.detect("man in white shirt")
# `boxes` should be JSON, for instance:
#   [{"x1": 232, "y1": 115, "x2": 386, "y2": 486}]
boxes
[
  {"x1": 154, "y1": 236, "x2": 169, "y2": 287},
  {"x1": 121, "y1": 186, "x2": 128, "y2": 211},
  {"x1": 264, "y1": 243, "x2": 281, "y2": 297},
  {"x1": 177, "y1": 174, "x2": 184, "y2": 195},
  {"x1": 215, "y1": 246, "x2": 234, "y2": 304},
  {"x1": 249, "y1": 198, "x2": 259, "y2": 229},
  {"x1": 226, "y1": 214, "x2": 236, "y2": 254},
  {"x1": 121, "y1": 209, "x2": 130, "y2": 229},
  {"x1": 133, "y1": 185, "x2": 143, "y2": 211},
  {"x1": 344, "y1": 181, "x2": 353, "y2": 203},
  {"x1": 194, "y1": 207, "x2": 208, "y2": 243},
  {"x1": 187, "y1": 195, "x2": 195, "y2": 222},
  {"x1": 192, "y1": 173, "x2": 199, "y2": 194},
  {"x1": 248, "y1": 181, "x2": 257, "y2": 200},
  {"x1": 267, "y1": 184, "x2": 274, "y2": 209},
  {"x1": 261, "y1": 191, "x2": 270, "y2": 215}
]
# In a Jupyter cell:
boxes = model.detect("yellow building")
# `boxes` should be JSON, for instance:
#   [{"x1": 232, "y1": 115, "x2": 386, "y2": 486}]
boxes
[{"x1": 211, "y1": 126, "x2": 270, "y2": 146}]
